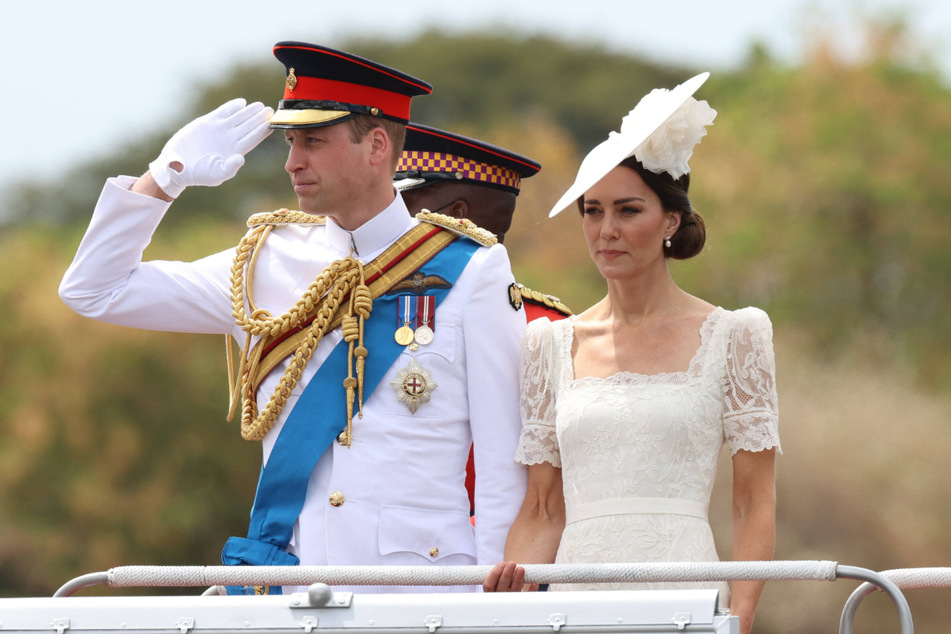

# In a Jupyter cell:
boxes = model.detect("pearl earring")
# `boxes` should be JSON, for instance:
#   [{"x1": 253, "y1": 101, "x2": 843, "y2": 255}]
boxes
[{"x1": 664, "y1": 236, "x2": 672, "y2": 248}]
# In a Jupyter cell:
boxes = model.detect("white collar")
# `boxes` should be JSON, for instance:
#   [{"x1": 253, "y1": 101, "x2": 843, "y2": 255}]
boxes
[{"x1": 324, "y1": 193, "x2": 415, "y2": 260}]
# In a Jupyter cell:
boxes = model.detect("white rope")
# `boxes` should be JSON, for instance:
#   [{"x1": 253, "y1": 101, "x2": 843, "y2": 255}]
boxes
[
  {"x1": 878, "y1": 567, "x2": 951, "y2": 589},
  {"x1": 107, "y1": 561, "x2": 838, "y2": 589}
]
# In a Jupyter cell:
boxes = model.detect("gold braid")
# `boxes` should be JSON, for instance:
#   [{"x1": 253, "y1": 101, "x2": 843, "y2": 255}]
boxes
[
  {"x1": 339, "y1": 265, "x2": 372, "y2": 446},
  {"x1": 227, "y1": 222, "x2": 371, "y2": 443}
]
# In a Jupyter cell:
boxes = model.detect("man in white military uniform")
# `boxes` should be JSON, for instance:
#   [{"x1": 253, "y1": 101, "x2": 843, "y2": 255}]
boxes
[{"x1": 59, "y1": 41, "x2": 527, "y2": 594}]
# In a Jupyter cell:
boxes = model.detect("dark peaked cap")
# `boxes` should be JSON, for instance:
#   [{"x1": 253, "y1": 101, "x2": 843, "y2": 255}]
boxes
[
  {"x1": 269, "y1": 41, "x2": 432, "y2": 128},
  {"x1": 395, "y1": 123, "x2": 541, "y2": 195}
]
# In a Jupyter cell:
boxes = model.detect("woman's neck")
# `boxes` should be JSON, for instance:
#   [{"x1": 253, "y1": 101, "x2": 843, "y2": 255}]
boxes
[{"x1": 598, "y1": 266, "x2": 686, "y2": 325}]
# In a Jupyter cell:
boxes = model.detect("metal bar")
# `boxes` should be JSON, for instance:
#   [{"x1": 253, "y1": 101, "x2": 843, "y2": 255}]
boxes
[
  {"x1": 840, "y1": 581, "x2": 878, "y2": 634},
  {"x1": 50, "y1": 560, "x2": 914, "y2": 634},
  {"x1": 53, "y1": 572, "x2": 110, "y2": 598},
  {"x1": 836, "y1": 566, "x2": 913, "y2": 634},
  {"x1": 840, "y1": 567, "x2": 951, "y2": 634},
  {"x1": 98, "y1": 560, "x2": 839, "y2": 589}
]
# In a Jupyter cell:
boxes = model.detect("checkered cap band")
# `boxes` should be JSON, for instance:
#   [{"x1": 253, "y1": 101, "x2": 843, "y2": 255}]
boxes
[{"x1": 397, "y1": 152, "x2": 521, "y2": 191}]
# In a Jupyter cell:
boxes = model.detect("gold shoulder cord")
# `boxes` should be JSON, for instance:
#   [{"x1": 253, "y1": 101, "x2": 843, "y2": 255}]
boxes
[
  {"x1": 415, "y1": 210, "x2": 498, "y2": 247},
  {"x1": 225, "y1": 211, "x2": 370, "y2": 444},
  {"x1": 519, "y1": 284, "x2": 572, "y2": 316}
]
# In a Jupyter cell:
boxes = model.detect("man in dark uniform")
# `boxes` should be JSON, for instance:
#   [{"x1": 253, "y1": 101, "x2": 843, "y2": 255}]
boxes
[
  {"x1": 395, "y1": 123, "x2": 572, "y2": 320},
  {"x1": 396, "y1": 123, "x2": 533, "y2": 244},
  {"x1": 393, "y1": 124, "x2": 571, "y2": 513}
]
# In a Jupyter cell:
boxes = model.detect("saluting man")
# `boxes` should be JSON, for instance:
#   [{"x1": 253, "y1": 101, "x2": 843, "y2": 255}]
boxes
[
  {"x1": 59, "y1": 42, "x2": 527, "y2": 594},
  {"x1": 393, "y1": 124, "x2": 571, "y2": 512}
]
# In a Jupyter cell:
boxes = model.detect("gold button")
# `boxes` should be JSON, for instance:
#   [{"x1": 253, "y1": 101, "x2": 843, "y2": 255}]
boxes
[
  {"x1": 336, "y1": 430, "x2": 350, "y2": 445},
  {"x1": 429, "y1": 547, "x2": 439, "y2": 558},
  {"x1": 329, "y1": 492, "x2": 345, "y2": 507}
]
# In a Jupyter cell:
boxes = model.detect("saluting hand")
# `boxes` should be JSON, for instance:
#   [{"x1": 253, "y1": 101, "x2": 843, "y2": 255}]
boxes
[{"x1": 149, "y1": 98, "x2": 274, "y2": 198}]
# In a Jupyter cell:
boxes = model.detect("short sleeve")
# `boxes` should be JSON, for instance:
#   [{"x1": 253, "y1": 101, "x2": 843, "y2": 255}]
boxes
[
  {"x1": 722, "y1": 308, "x2": 782, "y2": 455},
  {"x1": 514, "y1": 318, "x2": 562, "y2": 467}
]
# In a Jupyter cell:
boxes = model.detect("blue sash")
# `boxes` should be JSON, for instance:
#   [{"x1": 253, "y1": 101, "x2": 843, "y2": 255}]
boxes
[{"x1": 221, "y1": 236, "x2": 479, "y2": 594}]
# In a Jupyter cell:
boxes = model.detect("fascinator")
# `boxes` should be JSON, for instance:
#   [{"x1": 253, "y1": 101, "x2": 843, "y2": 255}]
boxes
[{"x1": 549, "y1": 72, "x2": 716, "y2": 217}]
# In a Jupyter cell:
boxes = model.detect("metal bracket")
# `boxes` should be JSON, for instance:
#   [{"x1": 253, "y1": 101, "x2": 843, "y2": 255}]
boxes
[
  {"x1": 330, "y1": 593, "x2": 353, "y2": 608},
  {"x1": 299, "y1": 617, "x2": 318, "y2": 633},
  {"x1": 672, "y1": 612, "x2": 692, "y2": 631},
  {"x1": 291, "y1": 585, "x2": 353, "y2": 609},
  {"x1": 51, "y1": 618, "x2": 70, "y2": 634},
  {"x1": 424, "y1": 615, "x2": 443, "y2": 633},
  {"x1": 175, "y1": 618, "x2": 195, "y2": 634},
  {"x1": 548, "y1": 613, "x2": 567, "y2": 632}
]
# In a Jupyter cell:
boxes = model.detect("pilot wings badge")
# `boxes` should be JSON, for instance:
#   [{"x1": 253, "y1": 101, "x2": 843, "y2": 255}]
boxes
[
  {"x1": 385, "y1": 271, "x2": 452, "y2": 296},
  {"x1": 391, "y1": 357, "x2": 437, "y2": 414}
]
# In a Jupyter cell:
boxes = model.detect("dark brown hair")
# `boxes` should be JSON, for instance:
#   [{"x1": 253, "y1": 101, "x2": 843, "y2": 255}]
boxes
[
  {"x1": 577, "y1": 157, "x2": 706, "y2": 260},
  {"x1": 345, "y1": 114, "x2": 406, "y2": 169}
]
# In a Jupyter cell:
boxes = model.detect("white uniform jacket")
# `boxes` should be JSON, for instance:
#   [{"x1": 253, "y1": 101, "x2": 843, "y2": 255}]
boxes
[{"x1": 60, "y1": 176, "x2": 528, "y2": 592}]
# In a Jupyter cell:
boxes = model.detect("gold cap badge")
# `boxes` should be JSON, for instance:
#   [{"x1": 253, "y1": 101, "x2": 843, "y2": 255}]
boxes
[{"x1": 286, "y1": 67, "x2": 298, "y2": 92}]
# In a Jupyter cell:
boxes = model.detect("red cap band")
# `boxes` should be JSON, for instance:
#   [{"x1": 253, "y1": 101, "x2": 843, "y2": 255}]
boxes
[{"x1": 286, "y1": 75, "x2": 412, "y2": 121}]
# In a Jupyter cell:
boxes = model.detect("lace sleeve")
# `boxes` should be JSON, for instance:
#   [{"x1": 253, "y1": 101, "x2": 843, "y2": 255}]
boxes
[
  {"x1": 514, "y1": 318, "x2": 562, "y2": 467},
  {"x1": 722, "y1": 308, "x2": 782, "y2": 456}
]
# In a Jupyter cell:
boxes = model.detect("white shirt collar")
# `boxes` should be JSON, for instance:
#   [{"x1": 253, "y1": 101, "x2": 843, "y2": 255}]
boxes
[{"x1": 324, "y1": 192, "x2": 415, "y2": 260}]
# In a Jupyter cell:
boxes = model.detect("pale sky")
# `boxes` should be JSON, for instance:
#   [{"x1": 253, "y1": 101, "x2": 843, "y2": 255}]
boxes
[{"x1": 1, "y1": 0, "x2": 948, "y2": 192}]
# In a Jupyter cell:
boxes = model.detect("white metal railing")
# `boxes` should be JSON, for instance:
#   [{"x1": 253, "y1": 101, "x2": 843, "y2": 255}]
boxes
[
  {"x1": 839, "y1": 567, "x2": 951, "y2": 634},
  {"x1": 51, "y1": 560, "x2": 913, "y2": 634}
]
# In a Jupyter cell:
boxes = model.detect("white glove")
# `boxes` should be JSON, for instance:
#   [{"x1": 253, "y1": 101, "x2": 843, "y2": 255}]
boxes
[{"x1": 149, "y1": 98, "x2": 274, "y2": 198}]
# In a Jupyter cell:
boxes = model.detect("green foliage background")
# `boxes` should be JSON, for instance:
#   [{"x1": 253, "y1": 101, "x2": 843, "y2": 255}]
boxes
[{"x1": 2, "y1": 23, "x2": 951, "y2": 633}]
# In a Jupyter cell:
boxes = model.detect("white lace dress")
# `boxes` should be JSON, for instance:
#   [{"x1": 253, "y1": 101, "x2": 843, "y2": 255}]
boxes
[{"x1": 515, "y1": 307, "x2": 781, "y2": 601}]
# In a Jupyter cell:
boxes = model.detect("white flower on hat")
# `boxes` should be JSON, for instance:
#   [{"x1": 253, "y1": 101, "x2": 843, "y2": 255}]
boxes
[
  {"x1": 621, "y1": 91, "x2": 717, "y2": 180},
  {"x1": 547, "y1": 72, "x2": 713, "y2": 217}
]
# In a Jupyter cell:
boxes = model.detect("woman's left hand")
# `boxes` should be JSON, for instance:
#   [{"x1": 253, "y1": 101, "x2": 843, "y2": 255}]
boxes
[{"x1": 483, "y1": 561, "x2": 538, "y2": 592}]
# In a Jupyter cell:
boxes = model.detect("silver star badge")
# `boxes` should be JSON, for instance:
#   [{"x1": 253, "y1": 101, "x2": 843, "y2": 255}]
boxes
[{"x1": 391, "y1": 357, "x2": 437, "y2": 414}]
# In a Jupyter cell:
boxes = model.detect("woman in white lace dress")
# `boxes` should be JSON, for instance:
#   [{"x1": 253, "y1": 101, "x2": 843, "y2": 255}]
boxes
[{"x1": 484, "y1": 74, "x2": 781, "y2": 634}]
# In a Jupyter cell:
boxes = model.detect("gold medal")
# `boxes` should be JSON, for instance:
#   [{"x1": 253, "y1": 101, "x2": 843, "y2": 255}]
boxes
[
  {"x1": 395, "y1": 295, "x2": 417, "y2": 346},
  {"x1": 395, "y1": 325, "x2": 415, "y2": 346}
]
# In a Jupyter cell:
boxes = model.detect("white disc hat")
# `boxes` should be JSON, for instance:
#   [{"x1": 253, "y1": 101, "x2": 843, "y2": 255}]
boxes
[{"x1": 548, "y1": 72, "x2": 715, "y2": 217}]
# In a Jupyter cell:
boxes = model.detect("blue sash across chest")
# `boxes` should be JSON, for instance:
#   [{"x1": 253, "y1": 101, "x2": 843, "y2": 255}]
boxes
[{"x1": 221, "y1": 232, "x2": 478, "y2": 594}]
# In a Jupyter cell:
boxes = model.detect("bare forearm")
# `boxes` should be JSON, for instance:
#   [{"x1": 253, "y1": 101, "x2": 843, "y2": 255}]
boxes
[
  {"x1": 730, "y1": 501, "x2": 776, "y2": 634},
  {"x1": 483, "y1": 504, "x2": 563, "y2": 593},
  {"x1": 503, "y1": 509, "x2": 564, "y2": 564},
  {"x1": 483, "y1": 462, "x2": 564, "y2": 593},
  {"x1": 504, "y1": 462, "x2": 565, "y2": 563}
]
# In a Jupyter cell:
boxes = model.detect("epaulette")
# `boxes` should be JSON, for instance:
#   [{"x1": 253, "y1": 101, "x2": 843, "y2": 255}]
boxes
[
  {"x1": 416, "y1": 210, "x2": 498, "y2": 247},
  {"x1": 517, "y1": 283, "x2": 572, "y2": 316},
  {"x1": 247, "y1": 209, "x2": 327, "y2": 228}
]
